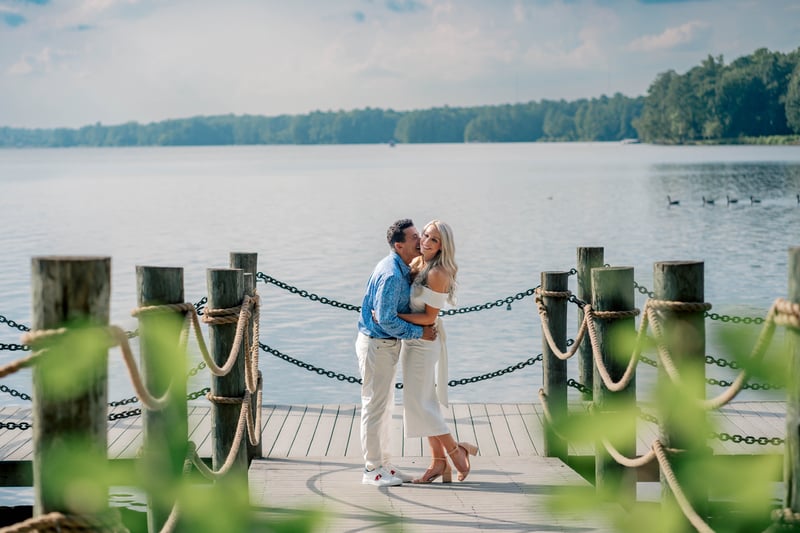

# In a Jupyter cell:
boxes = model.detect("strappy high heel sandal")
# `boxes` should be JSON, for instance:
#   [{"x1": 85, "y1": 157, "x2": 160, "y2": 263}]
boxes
[
  {"x1": 412, "y1": 457, "x2": 452, "y2": 484},
  {"x1": 447, "y1": 442, "x2": 478, "y2": 482}
]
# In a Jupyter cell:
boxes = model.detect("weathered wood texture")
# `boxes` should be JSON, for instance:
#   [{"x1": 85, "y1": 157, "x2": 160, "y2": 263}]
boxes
[
  {"x1": 30, "y1": 256, "x2": 111, "y2": 517},
  {"x1": 540, "y1": 271, "x2": 569, "y2": 460},
  {"x1": 591, "y1": 266, "x2": 637, "y2": 502},
  {"x1": 577, "y1": 246, "x2": 604, "y2": 400},
  {"x1": 0, "y1": 402, "x2": 784, "y2": 462},
  {"x1": 207, "y1": 268, "x2": 248, "y2": 477},
  {"x1": 136, "y1": 265, "x2": 187, "y2": 533}
]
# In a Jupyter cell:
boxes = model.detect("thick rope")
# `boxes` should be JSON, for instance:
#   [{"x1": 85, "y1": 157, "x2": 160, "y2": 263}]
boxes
[
  {"x1": 191, "y1": 392, "x2": 251, "y2": 480},
  {"x1": 585, "y1": 304, "x2": 644, "y2": 392},
  {"x1": 648, "y1": 299, "x2": 780, "y2": 410},
  {"x1": 600, "y1": 437, "x2": 656, "y2": 468},
  {"x1": 0, "y1": 352, "x2": 39, "y2": 378},
  {"x1": 19, "y1": 325, "x2": 171, "y2": 412},
  {"x1": 108, "y1": 326, "x2": 171, "y2": 411},
  {"x1": 535, "y1": 289, "x2": 588, "y2": 360},
  {"x1": 652, "y1": 440, "x2": 714, "y2": 533},
  {"x1": 0, "y1": 510, "x2": 129, "y2": 533},
  {"x1": 131, "y1": 302, "x2": 196, "y2": 318},
  {"x1": 537, "y1": 388, "x2": 577, "y2": 443},
  {"x1": 185, "y1": 294, "x2": 259, "y2": 377},
  {"x1": 247, "y1": 372, "x2": 263, "y2": 447},
  {"x1": 774, "y1": 298, "x2": 800, "y2": 329}
]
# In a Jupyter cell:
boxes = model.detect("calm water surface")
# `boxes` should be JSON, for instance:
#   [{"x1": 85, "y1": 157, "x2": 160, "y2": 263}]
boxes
[{"x1": 1, "y1": 143, "x2": 799, "y2": 406}]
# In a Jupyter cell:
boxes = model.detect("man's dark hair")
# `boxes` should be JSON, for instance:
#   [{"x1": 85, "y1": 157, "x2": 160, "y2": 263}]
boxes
[{"x1": 387, "y1": 219, "x2": 414, "y2": 248}]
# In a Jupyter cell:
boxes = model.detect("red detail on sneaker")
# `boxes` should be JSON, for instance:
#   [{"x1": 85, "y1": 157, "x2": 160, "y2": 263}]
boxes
[{"x1": 374, "y1": 474, "x2": 381, "y2": 481}]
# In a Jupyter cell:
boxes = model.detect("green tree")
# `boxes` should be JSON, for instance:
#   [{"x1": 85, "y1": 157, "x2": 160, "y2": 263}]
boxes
[{"x1": 786, "y1": 65, "x2": 800, "y2": 133}]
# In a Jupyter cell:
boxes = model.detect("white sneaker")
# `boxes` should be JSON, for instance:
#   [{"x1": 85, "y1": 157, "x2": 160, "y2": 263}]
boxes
[
  {"x1": 386, "y1": 464, "x2": 414, "y2": 483},
  {"x1": 362, "y1": 466, "x2": 402, "y2": 487}
]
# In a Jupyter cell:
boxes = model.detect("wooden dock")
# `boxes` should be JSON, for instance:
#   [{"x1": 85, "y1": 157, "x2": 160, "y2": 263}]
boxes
[{"x1": 0, "y1": 401, "x2": 788, "y2": 532}]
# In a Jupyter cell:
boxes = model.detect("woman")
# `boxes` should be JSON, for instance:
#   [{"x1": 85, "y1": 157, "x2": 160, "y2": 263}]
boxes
[{"x1": 397, "y1": 220, "x2": 478, "y2": 483}]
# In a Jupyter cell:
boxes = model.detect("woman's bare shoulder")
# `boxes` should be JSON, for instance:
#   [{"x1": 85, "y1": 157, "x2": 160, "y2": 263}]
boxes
[{"x1": 425, "y1": 267, "x2": 449, "y2": 292}]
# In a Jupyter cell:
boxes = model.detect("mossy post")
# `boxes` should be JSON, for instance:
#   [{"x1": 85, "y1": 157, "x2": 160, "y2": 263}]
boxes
[
  {"x1": 136, "y1": 266, "x2": 188, "y2": 533},
  {"x1": 577, "y1": 247, "x2": 604, "y2": 401},
  {"x1": 785, "y1": 247, "x2": 800, "y2": 516},
  {"x1": 653, "y1": 261, "x2": 708, "y2": 530},
  {"x1": 591, "y1": 266, "x2": 636, "y2": 504},
  {"x1": 230, "y1": 252, "x2": 262, "y2": 462},
  {"x1": 30, "y1": 257, "x2": 110, "y2": 518},
  {"x1": 207, "y1": 268, "x2": 249, "y2": 482},
  {"x1": 541, "y1": 271, "x2": 569, "y2": 460}
]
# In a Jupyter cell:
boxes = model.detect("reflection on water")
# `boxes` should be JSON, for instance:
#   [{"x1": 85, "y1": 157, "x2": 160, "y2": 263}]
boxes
[{"x1": 0, "y1": 143, "x2": 799, "y2": 407}]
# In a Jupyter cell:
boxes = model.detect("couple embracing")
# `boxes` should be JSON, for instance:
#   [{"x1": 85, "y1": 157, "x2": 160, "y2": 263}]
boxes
[{"x1": 355, "y1": 218, "x2": 478, "y2": 487}]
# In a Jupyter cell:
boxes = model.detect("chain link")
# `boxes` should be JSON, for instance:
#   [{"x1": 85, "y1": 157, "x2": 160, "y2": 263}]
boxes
[
  {"x1": 0, "y1": 420, "x2": 32, "y2": 430},
  {"x1": 257, "y1": 273, "x2": 362, "y2": 311},
  {"x1": 711, "y1": 431, "x2": 784, "y2": 446},
  {"x1": 640, "y1": 409, "x2": 783, "y2": 447},
  {"x1": 633, "y1": 282, "x2": 764, "y2": 324},
  {"x1": 567, "y1": 378, "x2": 592, "y2": 396},
  {"x1": 0, "y1": 384, "x2": 31, "y2": 401},
  {"x1": 1, "y1": 386, "x2": 214, "y2": 429},
  {"x1": 0, "y1": 342, "x2": 29, "y2": 352},
  {"x1": 258, "y1": 272, "x2": 542, "y2": 315},
  {"x1": 260, "y1": 341, "x2": 549, "y2": 390},
  {"x1": 0, "y1": 314, "x2": 30, "y2": 332}
]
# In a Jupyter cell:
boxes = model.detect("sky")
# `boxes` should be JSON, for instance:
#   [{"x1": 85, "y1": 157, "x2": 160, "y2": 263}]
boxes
[{"x1": 0, "y1": 0, "x2": 799, "y2": 129}]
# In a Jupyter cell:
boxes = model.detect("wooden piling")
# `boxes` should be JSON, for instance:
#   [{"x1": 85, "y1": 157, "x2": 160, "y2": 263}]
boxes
[
  {"x1": 591, "y1": 266, "x2": 636, "y2": 503},
  {"x1": 577, "y1": 247, "x2": 604, "y2": 400},
  {"x1": 784, "y1": 247, "x2": 800, "y2": 515},
  {"x1": 230, "y1": 253, "x2": 262, "y2": 462},
  {"x1": 653, "y1": 261, "x2": 708, "y2": 530},
  {"x1": 541, "y1": 271, "x2": 569, "y2": 460},
  {"x1": 30, "y1": 256, "x2": 110, "y2": 518},
  {"x1": 207, "y1": 268, "x2": 248, "y2": 481},
  {"x1": 136, "y1": 266, "x2": 188, "y2": 533}
]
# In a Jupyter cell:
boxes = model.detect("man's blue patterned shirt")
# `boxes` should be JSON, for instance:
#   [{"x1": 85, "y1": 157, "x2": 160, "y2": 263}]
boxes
[{"x1": 357, "y1": 252, "x2": 423, "y2": 339}]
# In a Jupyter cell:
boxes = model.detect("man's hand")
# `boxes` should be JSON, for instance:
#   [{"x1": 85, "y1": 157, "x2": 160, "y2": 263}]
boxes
[{"x1": 421, "y1": 324, "x2": 437, "y2": 341}]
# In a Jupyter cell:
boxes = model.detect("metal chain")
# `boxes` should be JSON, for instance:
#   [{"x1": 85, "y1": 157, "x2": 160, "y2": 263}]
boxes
[
  {"x1": 640, "y1": 409, "x2": 783, "y2": 447},
  {"x1": 711, "y1": 431, "x2": 784, "y2": 446},
  {"x1": 0, "y1": 384, "x2": 31, "y2": 401},
  {"x1": 2, "y1": 386, "x2": 213, "y2": 429},
  {"x1": 257, "y1": 272, "x2": 543, "y2": 315},
  {"x1": 0, "y1": 342, "x2": 29, "y2": 352},
  {"x1": 0, "y1": 314, "x2": 30, "y2": 332},
  {"x1": 448, "y1": 354, "x2": 543, "y2": 386},
  {"x1": 0, "y1": 420, "x2": 31, "y2": 430},
  {"x1": 567, "y1": 378, "x2": 592, "y2": 396},
  {"x1": 442, "y1": 287, "x2": 539, "y2": 315},
  {"x1": 260, "y1": 341, "x2": 550, "y2": 390},
  {"x1": 256, "y1": 273, "x2": 361, "y2": 311},
  {"x1": 633, "y1": 281, "x2": 764, "y2": 324}
]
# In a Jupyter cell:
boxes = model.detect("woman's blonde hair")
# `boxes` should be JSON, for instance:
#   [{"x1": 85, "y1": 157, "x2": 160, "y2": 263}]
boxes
[{"x1": 418, "y1": 219, "x2": 458, "y2": 305}]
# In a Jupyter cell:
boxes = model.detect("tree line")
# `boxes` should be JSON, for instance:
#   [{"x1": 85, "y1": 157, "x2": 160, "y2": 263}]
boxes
[{"x1": 1, "y1": 46, "x2": 798, "y2": 148}]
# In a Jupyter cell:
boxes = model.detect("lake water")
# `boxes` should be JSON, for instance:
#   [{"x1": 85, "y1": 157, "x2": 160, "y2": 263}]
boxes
[{"x1": 1, "y1": 142, "x2": 800, "y2": 408}]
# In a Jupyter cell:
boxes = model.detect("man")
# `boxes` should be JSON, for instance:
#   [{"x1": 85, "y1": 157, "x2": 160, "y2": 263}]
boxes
[{"x1": 356, "y1": 219, "x2": 437, "y2": 487}]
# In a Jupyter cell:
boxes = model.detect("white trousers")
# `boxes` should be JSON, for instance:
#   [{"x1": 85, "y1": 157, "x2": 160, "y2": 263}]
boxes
[{"x1": 356, "y1": 332, "x2": 400, "y2": 470}]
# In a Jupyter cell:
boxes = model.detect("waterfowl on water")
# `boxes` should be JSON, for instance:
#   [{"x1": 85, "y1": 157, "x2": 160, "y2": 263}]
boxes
[
  {"x1": 750, "y1": 195, "x2": 761, "y2": 204},
  {"x1": 726, "y1": 195, "x2": 738, "y2": 205},
  {"x1": 702, "y1": 196, "x2": 715, "y2": 205},
  {"x1": 667, "y1": 195, "x2": 679, "y2": 206}
]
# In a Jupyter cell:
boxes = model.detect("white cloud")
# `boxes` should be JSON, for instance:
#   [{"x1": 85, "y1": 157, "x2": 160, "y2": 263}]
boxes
[
  {"x1": 0, "y1": 0, "x2": 798, "y2": 128},
  {"x1": 627, "y1": 20, "x2": 711, "y2": 52},
  {"x1": 5, "y1": 47, "x2": 76, "y2": 76}
]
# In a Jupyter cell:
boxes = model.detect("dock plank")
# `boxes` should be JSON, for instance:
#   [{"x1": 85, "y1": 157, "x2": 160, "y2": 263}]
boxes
[{"x1": 0, "y1": 401, "x2": 788, "y2": 463}]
